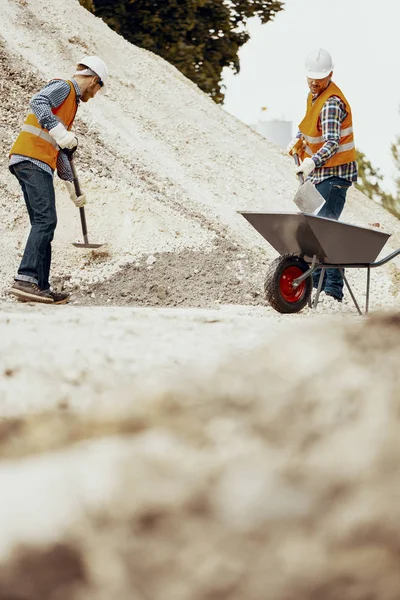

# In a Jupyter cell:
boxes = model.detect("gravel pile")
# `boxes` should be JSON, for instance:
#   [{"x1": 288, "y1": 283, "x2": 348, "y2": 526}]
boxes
[{"x1": 0, "y1": 0, "x2": 399, "y2": 312}]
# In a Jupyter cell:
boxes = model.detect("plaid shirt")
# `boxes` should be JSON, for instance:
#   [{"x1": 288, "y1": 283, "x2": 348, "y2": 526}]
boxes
[
  {"x1": 9, "y1": 79, "x2": 81, "y2": 182},
  {"x1": 298, "y1": 95, "x2": 358, "y2": 184}
]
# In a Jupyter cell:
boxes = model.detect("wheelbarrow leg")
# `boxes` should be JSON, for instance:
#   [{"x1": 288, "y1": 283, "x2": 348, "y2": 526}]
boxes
[
  {"x1": 313, "y1": 268, "x2": 326, "y2": 309},
  {"x1": 307, "y1": 255, "x2": 317, "y2": 308},
  {"x1": 366, "y1": 266, "x2": 371, "y2": 314},
  {"x1": 338, "y1": 268, "x2": 363, "y2": 316}
]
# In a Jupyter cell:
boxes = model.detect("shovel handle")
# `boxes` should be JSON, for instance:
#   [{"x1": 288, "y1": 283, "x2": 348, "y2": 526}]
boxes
[
  {"x1": 68, "y1": 156, "x2": 83, "y2": 197},
  {"x1": 68, "y1": 156, "x2": 88, "y2": 241},
  {"x1": 293, "y1": 152, "x2": 305, "y2": 185},
  {"x1": 78, "y1": 207, "x2": 89, "y2": 242}
]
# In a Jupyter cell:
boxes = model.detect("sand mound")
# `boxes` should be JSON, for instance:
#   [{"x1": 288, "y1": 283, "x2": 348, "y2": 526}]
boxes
[
  {"x1": 0, "y1": 0, "x2": 399, "y2": 310},
  {"x1": 1, "y1": 5, "x2": 400, "y2": 593}
]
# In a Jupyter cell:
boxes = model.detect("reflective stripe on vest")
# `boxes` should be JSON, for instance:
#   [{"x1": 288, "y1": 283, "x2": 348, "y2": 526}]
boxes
[
  {"x1": 298, "y1": 81, "x2": 356, "y2": 168},
  {"x1": 302, "y1": 126, "x2": 354, "y2": 145},
  {"x1": 304, "y1": 139, "x2": 355, "y2": 156},
  {"x1": 21, "y1": 122, "x2": 58, "y2": 148},
  {"x1": 10, "y1": 80, "x2": 77, "y2": 170}
]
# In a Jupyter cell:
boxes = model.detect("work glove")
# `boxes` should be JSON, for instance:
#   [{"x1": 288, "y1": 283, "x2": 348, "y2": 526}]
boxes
[
  {"x1": 286, "y1": 137, "x2": 299, "y2": 155},
  {"x1": 287, "y1": 136, "x2": 305, "y2": 156},
  {"x1": 49, "y1": 123, "x2": 78, "y2": 150},
  {"x1": 295, "y1": 157, "x2": 316, "y2": 179},
  {"x1": 64, "y1": 181, "x2": 86, "y2": 208}
]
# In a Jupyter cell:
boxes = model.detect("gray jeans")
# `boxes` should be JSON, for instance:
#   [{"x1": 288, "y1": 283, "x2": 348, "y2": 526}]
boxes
[{"x1": 10, "y1": 161, "x2": 57, "y2": 291}]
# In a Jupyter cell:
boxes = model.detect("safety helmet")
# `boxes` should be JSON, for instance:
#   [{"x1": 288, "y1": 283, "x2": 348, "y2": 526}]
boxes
[
  {"x1": 78, "y1": 55, "x2": 108, "y2": 87},
  {"x1": 305, "y1": 48, "x2": 334, "y2": 80}
]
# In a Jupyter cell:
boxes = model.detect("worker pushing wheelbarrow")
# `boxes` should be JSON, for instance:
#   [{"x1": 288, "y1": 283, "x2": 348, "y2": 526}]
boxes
[{"x1": 239, "y1": 47, "x2": 400, "y2": 315}]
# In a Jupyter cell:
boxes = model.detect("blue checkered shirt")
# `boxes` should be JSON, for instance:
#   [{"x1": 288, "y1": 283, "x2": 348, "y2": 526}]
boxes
[
  {"x1": 9, "y1": 79, "x2": 81, "y2": 182},
  {"x1": 298, "y1": 95, "x2": 358, "y2": 184}
]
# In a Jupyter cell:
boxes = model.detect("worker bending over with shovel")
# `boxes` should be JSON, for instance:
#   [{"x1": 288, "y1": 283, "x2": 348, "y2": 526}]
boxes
[
  {"x1": 8, "y1": 56, "x2": 108, "y2": 304},
  {"x1": 287, "y1": 48, "x2": 358, "y2": 303}
]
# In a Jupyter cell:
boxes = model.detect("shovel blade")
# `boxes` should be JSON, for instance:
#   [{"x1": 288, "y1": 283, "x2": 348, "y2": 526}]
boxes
[
  {"x1": 73, "y1": 242, "x2": 105, "y2": 249},
  {"x1": 293, "y1": 181, "x2": 325, "y2": 214}
]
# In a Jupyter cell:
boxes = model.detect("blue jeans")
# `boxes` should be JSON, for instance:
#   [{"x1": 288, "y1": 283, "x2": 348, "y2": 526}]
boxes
[
  {"x1": 10, "y1": 161, "x2": 57, "y2": 291},
  {"x1": 312, "y1": 176, "x2": 352, "y2": 299}
]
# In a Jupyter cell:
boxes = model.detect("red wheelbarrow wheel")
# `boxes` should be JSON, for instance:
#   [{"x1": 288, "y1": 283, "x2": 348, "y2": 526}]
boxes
[{"x1": 264, "y1": 255, "x2": 312, "y2": 314}]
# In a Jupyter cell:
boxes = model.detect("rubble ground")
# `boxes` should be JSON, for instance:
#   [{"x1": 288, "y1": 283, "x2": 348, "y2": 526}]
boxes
[{"x1": 1, "y1": 0, "x2": 400, "y2": 598}]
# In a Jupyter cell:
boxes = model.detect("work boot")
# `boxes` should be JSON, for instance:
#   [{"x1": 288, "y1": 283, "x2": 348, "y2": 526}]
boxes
[
  {"x1": 325, "y1": 291, "x2": 342, "y2": 303},
  {"x1": 10, "y1": 280, "x2": 54, "y2": 304},
  {"x1": 50, "y1": 290, "x2": 71, "y2": 305}
]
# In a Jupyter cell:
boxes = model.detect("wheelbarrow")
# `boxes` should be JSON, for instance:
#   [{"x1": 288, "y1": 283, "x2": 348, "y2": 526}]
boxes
[{"x1": 239, "y1": 211, "x2": 400, "y2": 315}]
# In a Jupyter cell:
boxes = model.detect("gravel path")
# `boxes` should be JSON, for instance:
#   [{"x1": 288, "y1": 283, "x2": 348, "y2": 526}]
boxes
[{"x1": 0, "y1": 302, "x2": 300, "y2": 416}]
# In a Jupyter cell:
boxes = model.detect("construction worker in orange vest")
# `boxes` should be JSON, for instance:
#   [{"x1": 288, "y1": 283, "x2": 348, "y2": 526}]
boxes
[
  {"x1": 9, "y1": 56, "x2": 108, "y2": 304},
  {"x1": 287, "y1": 48, "x2": 358, "y2": 303}
]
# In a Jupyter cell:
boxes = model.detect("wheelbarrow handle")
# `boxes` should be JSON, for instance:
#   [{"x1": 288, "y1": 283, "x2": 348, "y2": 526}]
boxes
[{"x1": 293, "y1": 152, "x2": 305, "y2": 185}]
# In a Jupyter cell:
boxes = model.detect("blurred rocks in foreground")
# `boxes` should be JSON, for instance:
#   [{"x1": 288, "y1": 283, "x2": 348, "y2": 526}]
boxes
[{"x1": 0, "y1": 313, "x2": 400, "y2": 600}]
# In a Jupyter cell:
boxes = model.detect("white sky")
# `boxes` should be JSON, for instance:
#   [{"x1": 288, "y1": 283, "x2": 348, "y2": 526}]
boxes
[{"x1": 222, "y1": 0, "x2": 400, "y2": 192}]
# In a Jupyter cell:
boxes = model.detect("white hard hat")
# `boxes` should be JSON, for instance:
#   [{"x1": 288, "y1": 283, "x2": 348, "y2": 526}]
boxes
[
  {"x1": 305, "y1": 48, "x2": 334, "y2": 80},
  {"x1": 78, "y1": 55, "x2": 108, "y2": 86}
]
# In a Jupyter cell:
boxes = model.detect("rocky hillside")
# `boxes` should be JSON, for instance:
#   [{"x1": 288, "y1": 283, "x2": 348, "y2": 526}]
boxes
[{"x1": 0, "y1": 0, "x2": 399, "y2": 309}]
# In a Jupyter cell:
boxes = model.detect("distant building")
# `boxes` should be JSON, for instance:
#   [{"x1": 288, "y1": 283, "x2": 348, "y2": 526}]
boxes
[{"x1": 251, "y1": 109, "x2": 293, "y2": 150}]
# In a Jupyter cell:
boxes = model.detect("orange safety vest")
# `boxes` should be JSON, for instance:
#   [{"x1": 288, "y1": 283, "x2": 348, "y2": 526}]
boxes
[
  {"x1": 10, "y1": 80, "x2": 78, "y2": 171},
  {"x1": 298, "y1": 81, "x2": 356, "y2": 167}
]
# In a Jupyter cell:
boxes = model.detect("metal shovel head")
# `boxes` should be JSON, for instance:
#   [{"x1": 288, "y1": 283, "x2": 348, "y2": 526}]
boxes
[
  {"x1": 293, "y1": 180, "x2": 325, "y2": 214},
  {"x1": 73, "y1": 242, "x2": 105, "y2": 249}
]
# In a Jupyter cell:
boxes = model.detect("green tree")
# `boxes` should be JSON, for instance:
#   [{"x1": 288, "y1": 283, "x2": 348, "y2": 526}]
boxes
[
  {"x1": 356, "y1": 149, "x2": 400, "y2": 219},
  {"x1": 355, "y1": 150, "x2": 387, "y2": 202},
  {"x1": 79, "y1": 0, "x2": 283, "y2": 103},
  {"x1": 386, "y1": 137, "x2": 400, "y2": 218},
  {"x1": 79, "y1": 0, "x2": 94, "y2": 9}
]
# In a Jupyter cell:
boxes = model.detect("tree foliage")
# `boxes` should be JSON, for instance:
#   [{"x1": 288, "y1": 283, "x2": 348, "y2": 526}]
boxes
[
  {"x1": 386, "y1": 137, "x2": 400, "y2": 218},
  {"x1": 79, "y1": 0, "x2": 283, "y2": 103},
  {"x1": 79, "y1": 0, "x2": 94, "y2": 10},
  {"x1": 355, "y1": 150, "x2": 387, "y2": 203},
  {"x1": 356, "y1": 149, "x2": 400, "y2": 219}
]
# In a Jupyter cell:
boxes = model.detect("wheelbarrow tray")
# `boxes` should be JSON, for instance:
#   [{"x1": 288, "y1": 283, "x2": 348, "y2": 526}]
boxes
[{"x1": 240, "y1": 212, "x2": 391, "y2": 264}]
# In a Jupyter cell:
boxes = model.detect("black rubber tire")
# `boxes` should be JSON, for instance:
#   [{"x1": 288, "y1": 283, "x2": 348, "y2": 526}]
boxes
[{"x1": 264, "y1": 255, "x2": 312, "y2": 314}]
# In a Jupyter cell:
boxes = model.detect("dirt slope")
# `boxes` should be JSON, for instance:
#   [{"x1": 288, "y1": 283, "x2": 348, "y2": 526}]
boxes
[{"x1": 0, "y1": 0, "x2": 399, "y2": 309}]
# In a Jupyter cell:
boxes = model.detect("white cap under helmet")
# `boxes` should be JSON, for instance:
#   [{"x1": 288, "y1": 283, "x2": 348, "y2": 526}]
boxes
[
  {"x1": 77, "y1": 56, "x2": 108, "y2": 86},
  {"x1": 305, "y1": 48, "x2": 334, "y2": 80}
]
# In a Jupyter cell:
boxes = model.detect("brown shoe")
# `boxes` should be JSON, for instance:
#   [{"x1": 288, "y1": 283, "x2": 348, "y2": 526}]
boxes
[
  {"x1": 50, "y1": 290, "x2": 71, "y2": 305},
  {"x1": 10, "y1": 280, "x2": 54, "y2": 304}
]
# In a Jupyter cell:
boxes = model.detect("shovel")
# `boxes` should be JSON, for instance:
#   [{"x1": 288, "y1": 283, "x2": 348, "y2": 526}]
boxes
[
  {"x1": 291, "y1": 146, "x2": 325, "y2": 215},
  {"x1": 69, "y1": 156, "x2": 104, "y2": 249}
]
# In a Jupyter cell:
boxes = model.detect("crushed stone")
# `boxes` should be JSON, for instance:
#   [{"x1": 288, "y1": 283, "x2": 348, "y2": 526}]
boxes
[{"x1": 0, "y1": 0, "x2": 399, "y2": 313}]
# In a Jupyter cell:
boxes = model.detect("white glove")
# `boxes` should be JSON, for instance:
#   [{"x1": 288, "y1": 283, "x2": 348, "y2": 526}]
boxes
[
  {"x1": 49, "y1": 123, "x2": 78, "y2": 150},
  {"x1": 295, "y1": 157, "x2": 316, "y2": 178},
  {"x1": 286, "y1": 137, "x2": 299, "y2": 155},
  {"x1": 64, "y1": 181, "x2": 86, "y2": 208}
]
